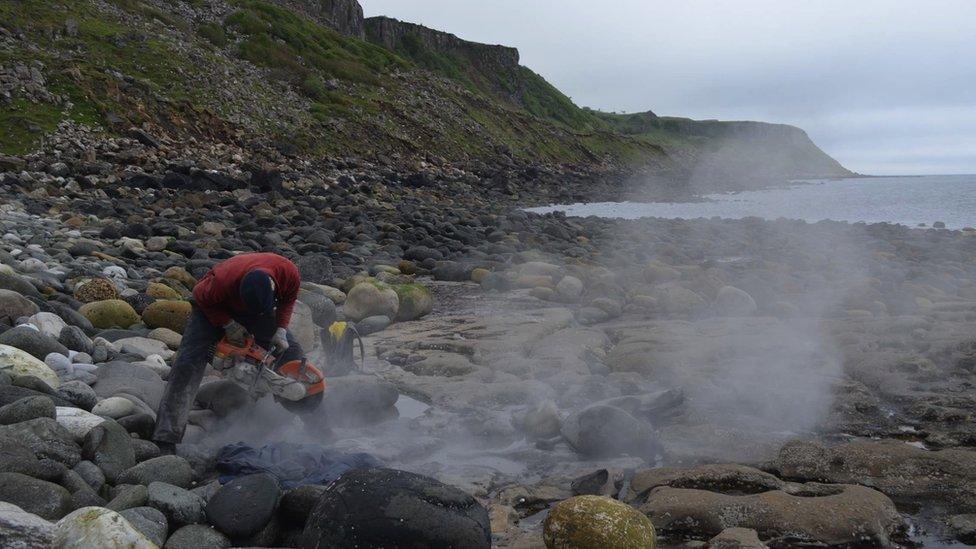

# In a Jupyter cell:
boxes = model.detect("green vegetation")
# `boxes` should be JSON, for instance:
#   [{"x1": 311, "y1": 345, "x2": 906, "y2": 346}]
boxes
[
  {"x1": 397, "y1": 34, "x2": 472, "y2": 86},
  {"x1": 0, "y1": 0, "x2": 845, "y2": 177},
  {"x1": 197, "y1": 22, "x2": 228, "y2": 47},
  {"x1": 517, "y1": 67, "x2": 600, "y2": 130},
  {"x1": 225, "y1": 0, "x2": 404, "y2": 87}
]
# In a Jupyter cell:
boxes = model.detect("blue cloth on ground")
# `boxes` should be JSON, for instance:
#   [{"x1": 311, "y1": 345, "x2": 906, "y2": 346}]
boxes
[{"x1": 216, "y1": 442, "x2": 383, "y2": 488}]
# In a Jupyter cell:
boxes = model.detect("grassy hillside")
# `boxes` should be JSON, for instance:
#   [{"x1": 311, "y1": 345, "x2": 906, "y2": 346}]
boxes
[
  {"x1": 0, "y1": 0, "x2": 657, "y2": 166},
  {"x1": 0, "y1": 0, "x2": 848, "y2": 185},
  {"x1": 594, "y1": 111, "x2": 852, "y2": 185}
]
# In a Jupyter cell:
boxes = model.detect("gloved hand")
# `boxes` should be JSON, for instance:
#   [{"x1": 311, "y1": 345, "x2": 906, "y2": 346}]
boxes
[
  {"x1": 223, "y1": 320, "x2": 249, "y2": 346},
  {"x1": 271, "y1": 327, "x2": 289, "y2": 353}
]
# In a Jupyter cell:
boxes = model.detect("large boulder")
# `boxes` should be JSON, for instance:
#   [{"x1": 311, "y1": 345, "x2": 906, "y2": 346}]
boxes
[
  {"x1": 714, "y1": 286, "x2": 759, "y2": 316},
  {"x1": 28, "y1": 312, "x2": 68, "y2": 339},
  {"x1": 115, "y1": 336, "x2": 175, "y2": 360},
  {"x1": 147, "y1": 481, "x2": 206, "y2": 526},
  {"x1": 79, "y1": 300, "x2": 140, "y2": 329},
  {"x1": 300, "y1": 468, "x2": 490, "y2": 548},
  {"x1": 771, "y1": 439, "x2": 976, "y2": 511},
  {"x1": 319, "y1": 375, "x2": 399, "y2": 427},
  {"x1": 0, "y1": 435, "x2": 46, "y2": 477},
  {"x1": 119, "y1": 506, "x2": 168, "y2": 546},
  {"x1": 0, "y1": 418, "x2": 80, "y2": 466},
  {"x1": 165, "y1": 524, "x2": 231, "y2": 548},
  {"x1": 298, "y1": 289, "x2": 337, "y2": 327},
  {"x1": 0, "y1": 344, "x2": 60, "y2": 388},
  {"x1": 83, "y1": 421, "x2": 136, "y2": 484},
  {"x1": 73, "y1": 278, "x2": 120, "y2": 303},
  {"x1": 0, "y1": 395, "x2": 55, "y2": 425},
  {"x1": 393, "y1": 283, "x2": 433, "y2": 321},
  {"x1": 162, "y1": 266, "x2": 196, "y2": 288},
  {"x1": 656, "y1": 285, "x2": 708, "y2": 316},
  {"x1": 0, "y1": 473, "x2": 72, "y2": 520},
  {"x1": 639, "y1": 483, "x2": 901, "y2": 546},
  {"x1": 296, "y1": 253, "x2": 334, "y2": 285},
  {"x1": 206, "y1": 473, "x2": 280, "y2": 540},
  {"x1": 289, "y1": 300, "x2": 317, "y2": 353},
  {"x1": 560, "y1": 404, "x2": 656, "y2": 458},
  {"x1": 93, "y1": 362, "x2": 164, "y2": 409},
  {"x1": 0, "y1": 326, "x2": 69, "y2": 362},
  {"x1": 544, "y1": 495, "x2": 656, "y2": 549},
  {"x1": 0, "y1": 501, "x2": 55, "y2": 548},
  {"x1": 343, "y1": 282, "x2": 398, "y2": 322},
  {"x1": 55, "y1": 406, "x2": 106, "y2": 441},
  {"x1": 118, "y1": 455, "x2": 194, "y2": 488},
  {"x1": 53, "y1": 507, "x2": 156, "y2": 548},
  {"x1": 146, "y1": 281, "x2": 182, "y2": 300},
  {"x1": 142, "y1": 300, "x2": 192, "y2": 333},
  {"x1": 0, "y1": 289, "x2": 39, "y2": 321}
]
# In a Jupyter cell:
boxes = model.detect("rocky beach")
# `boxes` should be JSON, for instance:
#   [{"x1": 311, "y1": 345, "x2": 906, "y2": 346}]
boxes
[
  {"x1": 0, "y1": 122, "x2": 974, "y2": 547},
  {"x1": 2, "y1": 0, "x2": 974, "y2": 547}
]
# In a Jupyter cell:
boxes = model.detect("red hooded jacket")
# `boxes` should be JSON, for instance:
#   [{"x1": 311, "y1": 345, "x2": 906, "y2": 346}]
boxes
[{"x1": 192, "y1": 253, "x2": 300, "y2": 328}]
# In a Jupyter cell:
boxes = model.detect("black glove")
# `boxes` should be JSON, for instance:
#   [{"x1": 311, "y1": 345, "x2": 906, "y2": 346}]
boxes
[{"x1": 223, "y1": 320, "x2": 249, "y2": 346}]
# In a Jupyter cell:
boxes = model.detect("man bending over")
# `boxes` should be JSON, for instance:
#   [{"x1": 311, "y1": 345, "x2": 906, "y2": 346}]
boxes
[{"x1": 153, "y1": 252, "x2": 302, "y2": 453}]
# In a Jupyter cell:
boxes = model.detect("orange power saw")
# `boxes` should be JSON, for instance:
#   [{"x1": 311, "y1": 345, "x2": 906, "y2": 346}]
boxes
[{"x1": 213, "y1": 336, "x2": 326, "y2": 414}]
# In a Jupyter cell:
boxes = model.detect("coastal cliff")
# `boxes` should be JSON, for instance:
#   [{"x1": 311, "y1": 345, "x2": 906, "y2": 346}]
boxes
[{"x1": 0, "y1": 0, "x2": 850, "y2": 191}]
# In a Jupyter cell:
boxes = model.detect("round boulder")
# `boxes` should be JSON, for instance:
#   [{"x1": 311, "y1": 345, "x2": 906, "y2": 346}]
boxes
[
  {"x1": 560, "y1": 404, "x2": 656, "y2": 458},
  {"x1": 79, "y1": 300, "x2": 141, "y2": 329},
  {"x1": 119, "y1": 506, "x2": 168, "y2": 546},
  {"x1": 0, "y1": 325, "x2": 70, "y2": 361},
  {"x1": 343, "y1": 282, "x2": 399, "y2": 323},
  {"x1": 296, "y1": 253, "x2": 334, "y2": 285},
  {"x1": 714, "y1": 286, "x2": 759, "y2": 317},
  {"x1": 0, "y1": 289, "x2": 39, "y2": 321},
  {"x1": 146, "y1": 281, "x2": 182, "y2": 300},
  {"x1": 206, "y1": 473, "x2": 281, "y2": 539},
  {"x1": 0, "y1": 501, "x2": 55, "y2": 547},
  {"x1": 300, "y1": 468, "x2": 490, "y2": 548},
  {"x1": 142, "y1": 300, "x2": 192, "y2": 333},
  {"x1": 118, "y1": 455, "x2": 193, "y2": 488},
  {"x1": 0, "y1": 472, "x2": 72, "y2": 520},
  {"x1": 165, "y1": 524, "x2": 231, "y2": 549},
  {"x1": 74, "y1": 278, "x2": 120, "y2": 303},
  {"x1": 54, "y1": 506, "x2": 156, "y2": 548},
  {"x1": 394, "y1": 283, "x2": 433, "y2": 321},
  {"x1": 162, "y1": 266, "x2": 196, "y2": 288},
  {"x1": 543, "y1": 495, "x2": 656, "y2": 549},
  {"x1": 0, "y1": 344, "x2": 61, "y2": 388}
]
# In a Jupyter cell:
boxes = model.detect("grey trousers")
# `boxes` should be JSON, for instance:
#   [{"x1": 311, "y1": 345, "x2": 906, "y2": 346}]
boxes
[{"x1": 152, "y1": 304, "x2": 303, "y2": 444}]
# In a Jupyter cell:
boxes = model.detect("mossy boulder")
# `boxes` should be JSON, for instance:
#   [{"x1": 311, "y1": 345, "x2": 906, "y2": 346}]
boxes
[
  {"x1": 79, "y1": 300, "x2": 140, "y2": 329},
  {"x1": 394, "y1": 283, "x2": 433, "y2": 321},
  {"x1": 162, "y1": 266, "x2": 196, "y2": 288},
  {"x1": 543, "y1": 495, "x2": 655, "y2": 549},
  {"x1": 470, "y1": 268, "x2": 490, "y2": 283},
  {"x1": 343, "y1": 281, "x2": 399, "y2": 322},
  {"x1": 146, "y1": 281, "x2": 182, "y2": 300},
  {"x1": 142, "y1": 300, "x2": 192, "y2": 333},
  {"x1": 73, "y1": 278, "x2": 119, "y2": 303}
]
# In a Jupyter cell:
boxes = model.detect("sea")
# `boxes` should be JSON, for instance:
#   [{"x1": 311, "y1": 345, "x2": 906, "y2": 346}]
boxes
[{"x1": 527, "y1": 174, "x2": 976, "y2": 229}]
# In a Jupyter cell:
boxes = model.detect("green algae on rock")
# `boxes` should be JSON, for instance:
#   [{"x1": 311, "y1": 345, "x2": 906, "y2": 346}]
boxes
[
  {"x1": 78, "y1": 300, "x2": 140, "y2": 329},
  {"x1": 543, "y1": 495, "x2": 655, "y2": 549}
]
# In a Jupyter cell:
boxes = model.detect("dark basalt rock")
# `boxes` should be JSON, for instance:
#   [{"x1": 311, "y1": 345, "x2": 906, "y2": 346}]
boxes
[
  {"x1": 206, "y1": 473, "x2": 281, "y2": 539},
  {"x1": 300, "y1": 468, "x2": 490, "y2": 549}
]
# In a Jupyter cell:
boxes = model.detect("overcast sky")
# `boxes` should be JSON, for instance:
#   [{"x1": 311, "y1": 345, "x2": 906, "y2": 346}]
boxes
[{"x1": 362, "y1": 1, "x2": 975, "y2": 175}]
